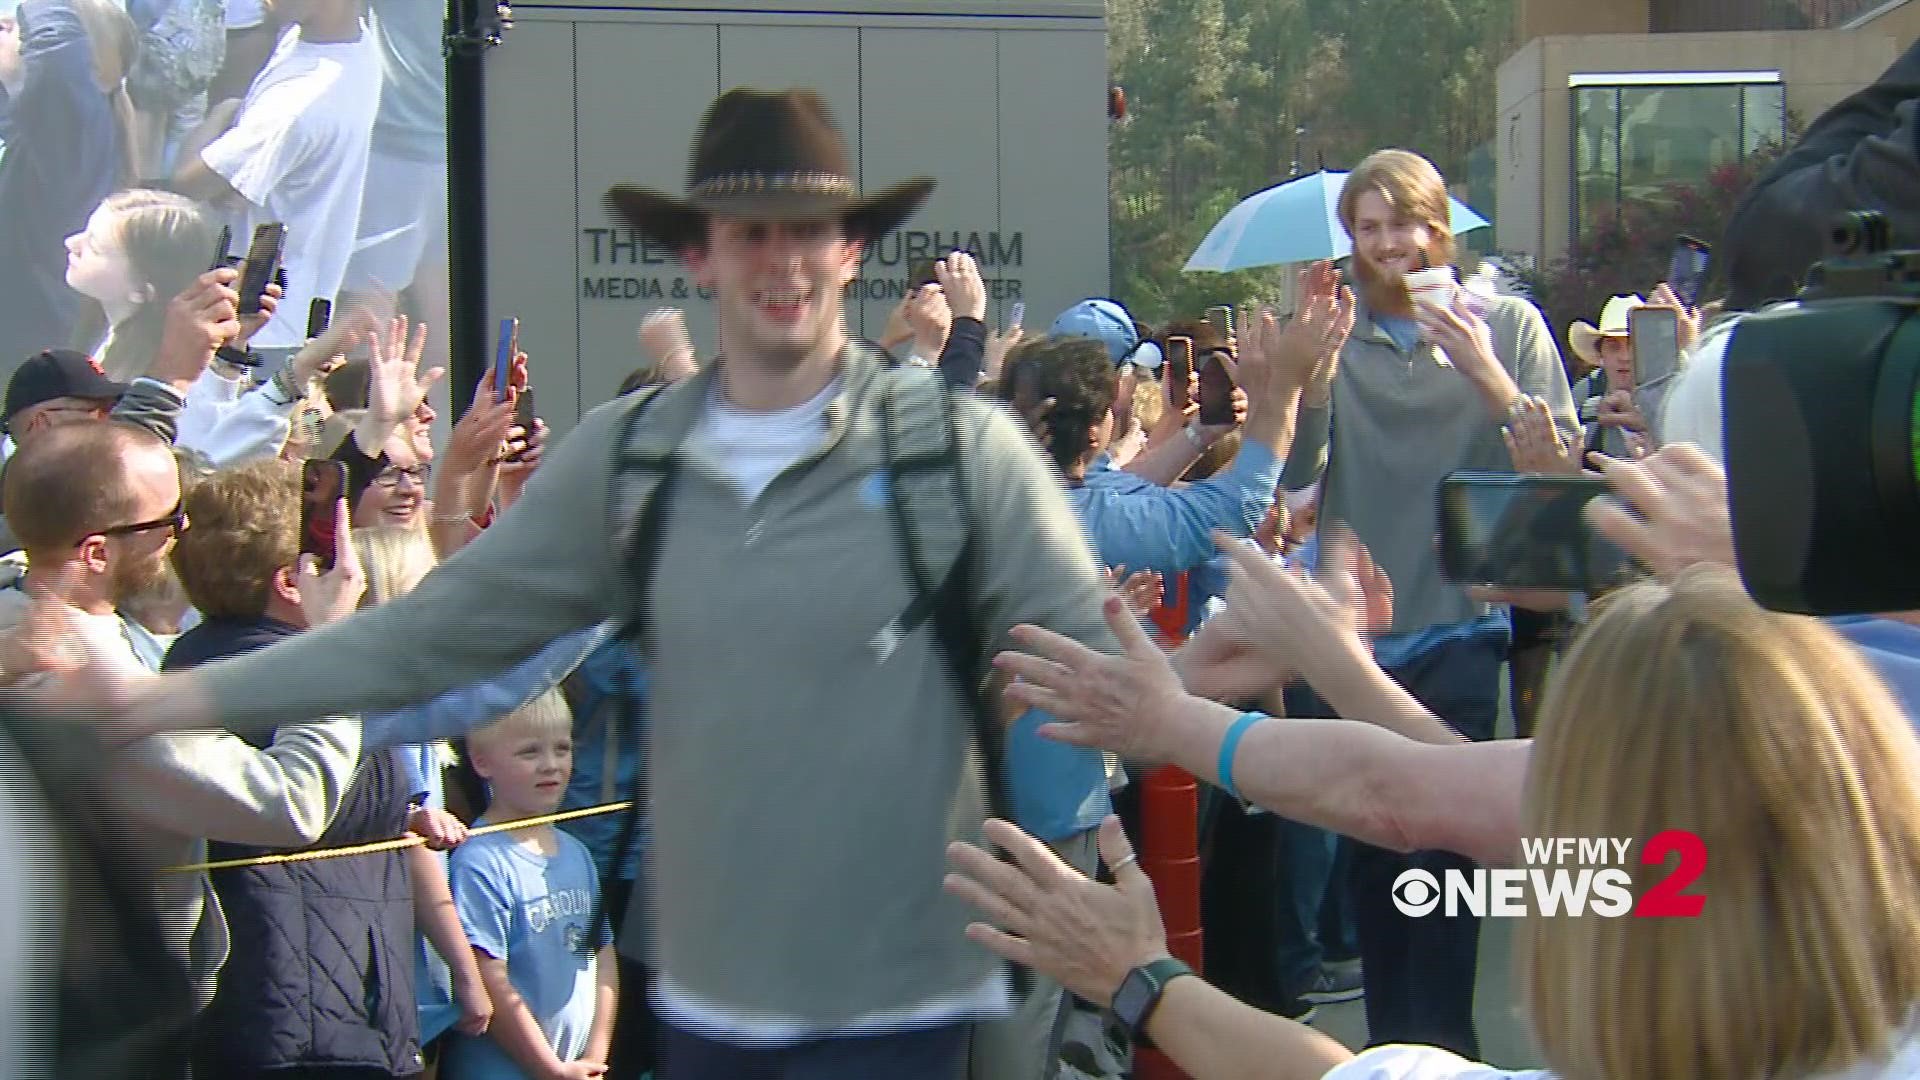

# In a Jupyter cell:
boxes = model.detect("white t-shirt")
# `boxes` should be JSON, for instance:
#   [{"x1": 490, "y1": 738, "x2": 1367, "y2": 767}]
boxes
[
  {"x1": 200, "y1": 23, "x2": 383, "y2": 348},
  {"x1": 685, "y1": 376, "x2": 840, "y2": 504}
]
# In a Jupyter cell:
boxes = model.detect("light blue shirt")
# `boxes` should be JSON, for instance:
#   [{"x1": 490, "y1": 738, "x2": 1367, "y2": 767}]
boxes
[
  {"x1": 445, "y1": 828, "x2": 608, "y2": 1079},
  {"x1": 361, "y1": 623, "x2": 614, "y2": 750},
  {"x1": 1067, "y1": 439, "x2": 1283, "y2": 579}
]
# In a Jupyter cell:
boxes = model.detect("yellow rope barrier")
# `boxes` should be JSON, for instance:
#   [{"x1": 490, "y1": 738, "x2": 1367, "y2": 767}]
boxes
[{"x1": 163, "y1": 800, "x2": 634, "y2": 874}]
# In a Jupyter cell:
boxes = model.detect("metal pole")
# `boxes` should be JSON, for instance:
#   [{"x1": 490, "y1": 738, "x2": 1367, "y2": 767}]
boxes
[{"x1": 443, "y1": 1, "x2": 509, "y2": 418}]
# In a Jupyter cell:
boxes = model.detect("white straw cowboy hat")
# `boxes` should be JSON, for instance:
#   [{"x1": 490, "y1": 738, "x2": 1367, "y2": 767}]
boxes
[{"x1": 1568, "y1": 294, "x2": 1647, "y2": 367}]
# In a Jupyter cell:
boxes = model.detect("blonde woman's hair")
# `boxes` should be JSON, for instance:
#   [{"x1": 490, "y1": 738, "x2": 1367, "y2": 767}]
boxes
[
  {"x1": 1337, "y1": 149, "x2": 1457, "y2": 270},
  {"x1": 353, "y1": 525, "x2": 439, "y2": 608},
  {"x1": 1130, "y1": 377, "x2": 1163, "y2": 436},
  {"x1": 1522, "y1": 568, "x2": 1920, "y2": 1080},
  {"x1": 468, "y1": 689, "x2": 574, "y2": 758}
]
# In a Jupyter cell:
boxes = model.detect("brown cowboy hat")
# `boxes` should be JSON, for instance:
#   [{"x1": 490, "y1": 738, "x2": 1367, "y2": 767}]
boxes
[{"x1": 605, "y1": 88, "x2": 936, "y2": 255}]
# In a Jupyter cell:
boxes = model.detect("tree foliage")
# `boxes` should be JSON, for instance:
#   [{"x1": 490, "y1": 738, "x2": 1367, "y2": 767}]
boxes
[{"x1": 1108, "y1": 0, "x2": 1515, "y2": 325}]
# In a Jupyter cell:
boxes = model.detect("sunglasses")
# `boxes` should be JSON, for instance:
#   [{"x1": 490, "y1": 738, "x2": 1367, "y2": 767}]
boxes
[{"x1": 85, "y1": 500, "x2": 188, "y2": 545}]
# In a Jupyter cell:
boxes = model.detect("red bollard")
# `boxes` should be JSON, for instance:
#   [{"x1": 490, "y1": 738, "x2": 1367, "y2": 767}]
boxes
[{"x1": 1134, "y1": 764, "x2": 1201, "y2": 1080}]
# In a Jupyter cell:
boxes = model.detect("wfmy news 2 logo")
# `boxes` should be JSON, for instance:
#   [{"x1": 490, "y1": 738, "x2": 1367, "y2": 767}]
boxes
[{"x1": 1391, "y1": 832, "x2": 1706, "y2": 919}]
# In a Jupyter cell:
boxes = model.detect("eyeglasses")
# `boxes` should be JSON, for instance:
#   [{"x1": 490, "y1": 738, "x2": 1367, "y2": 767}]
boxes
[
  {"x1": 85, "y1": 501, "x2": 189, "y2": 545},
  {"x1": 371, "y1": 463, "x2": 431, "y2": 490}
]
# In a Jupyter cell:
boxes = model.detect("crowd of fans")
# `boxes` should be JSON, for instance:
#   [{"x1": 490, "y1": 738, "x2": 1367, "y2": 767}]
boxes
[{"x1": 0, "y1": 5, "x2": 1918, "y2": 1080}]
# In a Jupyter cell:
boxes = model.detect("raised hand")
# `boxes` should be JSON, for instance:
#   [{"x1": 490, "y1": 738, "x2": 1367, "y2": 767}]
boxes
[
  {"x1": 1585, "y1": 443, "x2": 1737, "y2": 580},
  {"x1": 934, "y1": 251, "x2": 988, "y2": 323},
  {"x1": 1502, "y1": 395, "x2": 1581, "y2": 474},
  {"x1": 945, "y1": 816, "x2": 1170, "y2": 1007},
  {"x1": 366, "y1": 315, "x2": 441, "y2": 430},
  {"x1": 996, "y1": 594, "x2": 1190, "y2": 764},
  {"x1": 234, "y1": 280, "x2": 284, "y2": 349},
  {"x1": 1103, "y1": 566, "x2": 1165, "y2": 620},
  {"x1": 295, "y1": 499, "x2": 366, "y2": 627},
  {"x1": 638, "y1": 308, "x2": 698, "y2": 383}
]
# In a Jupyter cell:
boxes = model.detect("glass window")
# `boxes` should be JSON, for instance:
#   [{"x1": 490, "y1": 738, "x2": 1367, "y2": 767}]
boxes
[
  {"x1": 1573, "y1": 87, "x2": 1620, "y2": 238},
  {"x1": 1570, "y1": 78, "x2": 1779, "y2": 247},
  {"x1": 1743, "y1": 83, "x2": 1786, "y2": 154}
]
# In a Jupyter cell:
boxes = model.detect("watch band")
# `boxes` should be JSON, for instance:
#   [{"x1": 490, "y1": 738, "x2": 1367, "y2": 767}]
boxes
[{"x1": 1112, "y1": 956, "x2": 1193, "y2": 1044}]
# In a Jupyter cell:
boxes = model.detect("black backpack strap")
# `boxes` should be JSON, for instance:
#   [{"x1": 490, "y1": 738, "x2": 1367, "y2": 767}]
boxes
[
  {"x1": 584, "y1": 386, "x2": 673, "y2": 953},
  {"x1": 877, "y1": 366, "x2": 1034, "y2": 1000}
]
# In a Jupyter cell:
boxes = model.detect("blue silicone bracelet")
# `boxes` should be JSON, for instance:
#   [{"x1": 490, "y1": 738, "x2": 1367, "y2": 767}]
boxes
[{"x1": 1217, "y1": 711, "x2": 1265, "y2": 802}]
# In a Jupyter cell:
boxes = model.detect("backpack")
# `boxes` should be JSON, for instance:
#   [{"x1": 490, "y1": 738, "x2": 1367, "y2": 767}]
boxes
[
  {"x1": 126, "y1": 0, "x2": 226, "y2": 114},
  {"x1": 0, "y1": 711, "x2": 197, "y2": 1077},
  {"x1": 589, "y1": 356, "x2": 1028, "y2": 994}
]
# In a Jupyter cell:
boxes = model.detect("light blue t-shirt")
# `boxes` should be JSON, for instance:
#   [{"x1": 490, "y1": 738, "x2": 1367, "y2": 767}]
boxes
[{"x1": 444, "y1": 827, "x2": 607, "y2": 1079}]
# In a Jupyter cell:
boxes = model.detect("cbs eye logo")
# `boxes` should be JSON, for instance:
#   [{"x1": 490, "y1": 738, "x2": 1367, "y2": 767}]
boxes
[{"x1": 1390, "y1": 869, "x2": 1442, "y2": 917}]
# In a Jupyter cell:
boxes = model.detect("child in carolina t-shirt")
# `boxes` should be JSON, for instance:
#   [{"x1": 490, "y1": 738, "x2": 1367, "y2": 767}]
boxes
[{"x1": 446, "y1": 692, "x2": 617, "y2": 1080}]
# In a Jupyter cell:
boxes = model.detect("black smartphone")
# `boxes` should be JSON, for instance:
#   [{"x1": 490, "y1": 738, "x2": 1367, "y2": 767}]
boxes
[
  {"x1": 1204, "y1": 305, "x2": 1234, "y2": 341},
  {"x1": 1437, "y1": 471, "x2": 1633, "y2": 592},
  {"x1": 236, "y1": 222, "x2": 287, "y2": 316},
  {"x1": 908, "y1": 257, "x2": 939, "y2": 293},
  {"x1": 306, "y1": 298, "x2": 332, "y2": 341},
  {"x1": 514, "y1": 384, "x2": 535, "y2": 430},
  {"x1": 1165, "y1": 336, "x2": 1194, "y2": 412},
  {"x1": 210, "y1": 225, "x2": 232, "y2": 273},
  {"x1": 1629, "y1": 305, "x2": 1681, "y2": 389},
  {"x1": 1197, "y1": 350, "x2": 1238, "y2": 426},
  {"x1": 1668, "y1": 236, "x2": 1711, "y2": 309},
  {"x1": 300, "y1": 458, "x2": 347, "y2": 573}
]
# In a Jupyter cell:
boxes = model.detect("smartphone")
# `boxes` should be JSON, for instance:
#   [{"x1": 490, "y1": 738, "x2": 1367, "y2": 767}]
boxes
[
  {"x1": 494, "y1": 317, "x2": 517, "y2": 403},
  {"x1": 1629, "y1": 306, "x2": 1681, "y2": 389},
  {"x1": 209, "y1": 225, "x2": 232, "y2": 273},
  {"x1": 1007, "y1": 301, "x2": 1025, "y2": 334},
  {"x1": 1197, "y1": 350, "x2": 1238, "y2": 426},
  {"x1": 236, "y1": 223, "x2": 287, "y2": 316},
  {"x1": 1204, "y1": 305, "x2": 1234, "y2": 340},
  {"x1": 300, "y1": 459, "x2": 347, "y2": 573},
  {"x1": 1165, "y1": 336, "x2": 1195, "y2": 412},
  {"x1": 502, "y1": 386, "x2": 536, "y2": 462},
  {"x1": 1437, "y1": 471, "x2": 1633, "y2": 592},
  {"x1": 514, "y1": 383, "x2": 535, "y2": 430},
  {"x1": 1668, "y1": 236, "x2": 1711, "y2": 309},
  {"x1": 306, "y1": 298, "x2": 332, "y2": 341},
  {"x1": 908, "y1": 258, "x2": 939, "y2": 292}
]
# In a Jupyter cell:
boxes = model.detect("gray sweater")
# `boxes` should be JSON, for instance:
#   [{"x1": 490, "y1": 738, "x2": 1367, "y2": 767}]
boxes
[
  {"x1": 1283, "y1": 296, "x2": 1578, "y2": 635},
  {"x1": 190, "y1": 347, "x2": 1120, "y2": 1026}
]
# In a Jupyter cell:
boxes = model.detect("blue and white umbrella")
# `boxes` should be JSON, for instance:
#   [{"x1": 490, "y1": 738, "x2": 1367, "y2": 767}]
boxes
[{"x1": 1184, "y1": 170, "x2": 1491, "y2": 273}]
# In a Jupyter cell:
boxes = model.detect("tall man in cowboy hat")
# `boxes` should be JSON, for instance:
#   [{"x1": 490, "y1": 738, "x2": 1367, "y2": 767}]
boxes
[{"x1": 43, "y1": 88, "x2": 1122, "y2": 1078}]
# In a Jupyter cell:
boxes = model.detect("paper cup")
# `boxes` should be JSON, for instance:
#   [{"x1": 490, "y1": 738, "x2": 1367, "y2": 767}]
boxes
[{"x1": 1404, "y1": 266, "x2": 1457, "y2": 313}]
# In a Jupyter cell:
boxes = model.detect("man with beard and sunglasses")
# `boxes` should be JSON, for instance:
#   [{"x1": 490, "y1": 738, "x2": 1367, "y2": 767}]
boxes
[
  {"x1": 1276, "y1": 149, "x2": 1577, "y2": 1058},
  {"x1": 0, "y1": 420, "x2": 362, "y2": 1031}
]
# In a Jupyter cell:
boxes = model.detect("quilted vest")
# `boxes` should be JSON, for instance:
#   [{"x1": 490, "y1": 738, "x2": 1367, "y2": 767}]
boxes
[{"x1": 165, "y1": 617, "x2": 421, "y2": 1077}]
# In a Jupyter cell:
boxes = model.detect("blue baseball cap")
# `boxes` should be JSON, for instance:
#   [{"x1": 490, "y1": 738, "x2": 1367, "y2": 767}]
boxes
[{"x1": 1049, "y1": 299, "x2": 1162, "y2": 369}]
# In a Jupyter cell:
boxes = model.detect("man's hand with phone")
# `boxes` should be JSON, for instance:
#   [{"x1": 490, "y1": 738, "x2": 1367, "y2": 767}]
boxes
[
  {"x1": 296, "y1": 498, "x2": 365, "y2": 627},
  {"x1": 497, "y1": 417, "x2": 547, "y2": 512},
  {"x1": 1647, "y1": 281, "x2": 1701, "y2": 354},
  {"x1": 234, "y1": 280, "x2": 284, "y2": 349},
  {"x1": 148, "y1": 268, "x2": 246, "y2": 391}
]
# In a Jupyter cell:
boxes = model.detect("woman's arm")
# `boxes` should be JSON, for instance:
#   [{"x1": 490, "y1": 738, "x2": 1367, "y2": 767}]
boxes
[{"x1": 1145, "y1": 975, "x2": 1353, "y2": 1080}]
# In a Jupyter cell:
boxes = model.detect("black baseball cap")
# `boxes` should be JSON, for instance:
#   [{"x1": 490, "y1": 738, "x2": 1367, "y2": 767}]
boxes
[{"x1": 3, "y1": 350, "x2": 128, "y2": 428}]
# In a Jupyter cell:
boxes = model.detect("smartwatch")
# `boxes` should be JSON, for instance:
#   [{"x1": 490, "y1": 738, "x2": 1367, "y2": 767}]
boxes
[{"x1": 1110, "y1": 956, "x2": 1193, "y2": 1043}]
